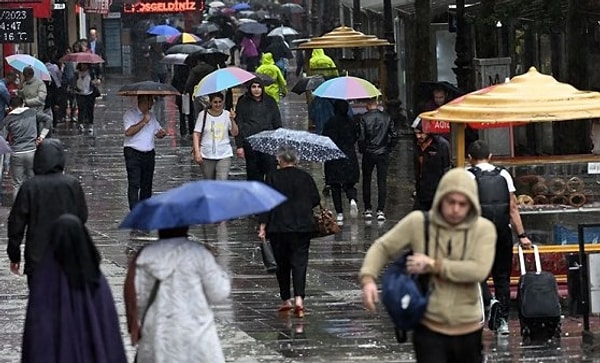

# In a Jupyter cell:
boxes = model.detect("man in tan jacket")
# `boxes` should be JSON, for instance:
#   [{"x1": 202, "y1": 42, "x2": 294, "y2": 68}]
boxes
[{"x1": 360, "y1": 167, "x2": 497, "y2": 362}]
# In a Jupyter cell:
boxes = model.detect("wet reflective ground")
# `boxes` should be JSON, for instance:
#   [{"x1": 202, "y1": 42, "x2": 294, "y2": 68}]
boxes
[{"x1": 1, "y1": 75, "x2": 600, "y2": 362}]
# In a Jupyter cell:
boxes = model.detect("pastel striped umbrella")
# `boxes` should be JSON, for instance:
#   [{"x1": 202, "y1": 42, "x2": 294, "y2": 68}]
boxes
[
  {"x1": 312, "y1": 76, "x2": 381, "y2": 100},
  {"x1": 5, "y1": 54, "x2": 51, "y2": 81},
  {"x1": 194, "y1": 67, "x2": 256, "y2": 97}
]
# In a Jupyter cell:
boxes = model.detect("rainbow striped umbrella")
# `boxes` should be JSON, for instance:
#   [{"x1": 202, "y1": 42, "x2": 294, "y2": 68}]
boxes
[
  {"x1": 167, "y1": 32, "x2": 202, "y2": 44},
  {"x1": 5, "y1": 54, "x2": 51, "y2": 81},
  {"x1": 194, "y1": 67, "x2": 256, "y2": 97},
  {"x1": 312, "y1": 76, "x2": 381, "y2": 100}
]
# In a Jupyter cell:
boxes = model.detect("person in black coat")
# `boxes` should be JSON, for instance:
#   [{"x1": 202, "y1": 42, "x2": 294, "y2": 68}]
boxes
[
  {"x1": 322, "y1": 100, "x2": 359, "y2": 222},
  {"x1": 258, "y1": 146, "x2": 320, "y2": 318},
  {"x1": 7, "y1": 139, "x2": 88, "y2": 287}
]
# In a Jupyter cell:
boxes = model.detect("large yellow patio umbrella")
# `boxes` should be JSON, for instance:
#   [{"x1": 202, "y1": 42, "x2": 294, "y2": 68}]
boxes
[{"x1": 419, "y1": 67, "x2": 600, "y2": 166}]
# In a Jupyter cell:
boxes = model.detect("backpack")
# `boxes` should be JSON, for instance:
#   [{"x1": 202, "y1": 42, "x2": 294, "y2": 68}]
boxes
[
  {"x1": 381, "y1": 211, "x2": 430, "y2": 335},
  {"x1": 468, "y1": 166, "x2": 510, "y2": 230}
]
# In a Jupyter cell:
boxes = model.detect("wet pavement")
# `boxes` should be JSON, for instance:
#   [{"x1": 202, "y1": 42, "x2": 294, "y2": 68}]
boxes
[{"x1": 1, "y1": 74, "x2": 600, "y2": 362}]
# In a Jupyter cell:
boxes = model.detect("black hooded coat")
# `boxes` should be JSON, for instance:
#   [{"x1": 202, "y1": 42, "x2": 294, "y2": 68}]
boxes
[{"x1": 7, "y1": 139, "x2": 88, "y2": 275}]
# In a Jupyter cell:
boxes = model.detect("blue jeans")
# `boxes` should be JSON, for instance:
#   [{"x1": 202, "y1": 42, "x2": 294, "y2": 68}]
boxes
[{"x1": 124, "y1": 147, "x2": 155, "y2": 210}]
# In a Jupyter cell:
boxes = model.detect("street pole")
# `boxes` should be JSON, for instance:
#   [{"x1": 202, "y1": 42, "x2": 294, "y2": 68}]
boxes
[
  {"x1": 311, "y1": 0, "x2": 320, "y2": 37},
  {"x1": 353, "y1": 0, "x2": 361, "y2": 32},
  {"x1": 383, "y1": 0, "x2": 403, "y2": 127}
]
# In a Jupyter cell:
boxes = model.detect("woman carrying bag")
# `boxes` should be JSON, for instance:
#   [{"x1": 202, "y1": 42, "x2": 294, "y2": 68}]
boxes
[
  {"x1": 192, "y1": 92, "x2": 239, "y2": 180},
  {"x1": 258, "y1": 146, "x2": 320, "y2": 318}
]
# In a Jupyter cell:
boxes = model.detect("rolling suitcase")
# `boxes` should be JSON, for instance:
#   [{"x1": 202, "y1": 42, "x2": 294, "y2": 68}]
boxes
[{"x1": 517, "y1": 244, "x2": 562, "y2": 344}]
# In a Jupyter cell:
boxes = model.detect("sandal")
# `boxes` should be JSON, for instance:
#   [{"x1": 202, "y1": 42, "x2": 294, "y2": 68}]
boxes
[
  {"x1": 278, "y1": 302, "x2": 293, "y2": 312},
  {"x1": 294, "y1": 306, "x2": 305, "y2": 318}
]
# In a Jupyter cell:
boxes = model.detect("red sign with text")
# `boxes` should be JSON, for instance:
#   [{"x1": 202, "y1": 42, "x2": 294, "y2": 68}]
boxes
[{"x1": 124, "y1": 0, "x2": 203, "y2": 13}]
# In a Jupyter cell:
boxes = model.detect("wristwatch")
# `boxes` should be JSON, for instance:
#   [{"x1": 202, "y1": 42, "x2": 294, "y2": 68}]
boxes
[{"x1": 517, "y1": 232, "x2": 528, "y2": 239}]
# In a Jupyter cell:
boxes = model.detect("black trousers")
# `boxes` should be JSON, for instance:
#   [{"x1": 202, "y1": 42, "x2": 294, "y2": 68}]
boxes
[
  {"x1": 413, "y1": 325, "x2": 483, "y2": 363},
  {"x1": 270, "y1": 232, "x2": 311, "y2": 301},
  {"x1": 361, "y1": 152, "x2": 389, "y2": 211},
  {"x1": 76, "y1": 93, "x2": 95, "y2": 124},
  {"x1": 481, "y1": 225, "x2": 514, "y2": 321},
  {"x1": 124, "y1": 147, "x2": 155, "y2": 211},
  {"x1": 330, "y1": 183, "x2": 357, "y2": 214},
  {"x1": 243, "y1": 141, "x2": 277, "y2": 182}
]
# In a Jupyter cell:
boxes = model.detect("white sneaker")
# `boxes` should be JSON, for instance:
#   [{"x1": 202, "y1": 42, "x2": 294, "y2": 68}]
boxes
[
  {"x1": 376, "y1": 210, "x2": 386, "y2": 221},
  {"x1": 350, "y1": 199, "x2": 358, "y2": 218},
  {"x1": 364, "y1": 209, "x2": 373, "y2": 219},
  {"x1": 336, "y1": 213, "x2": 344, "y2": 222},
  {"x1": 496, "y1": 318, "x2": 509, "y2": 336}
]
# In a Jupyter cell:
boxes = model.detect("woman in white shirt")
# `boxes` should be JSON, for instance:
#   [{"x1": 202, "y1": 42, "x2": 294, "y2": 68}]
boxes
[
  {"x1": 75, "y1": 63, "x2": 100, "y2": 134},
  {"x1": 192, "y1": 92, "x2": 239, "y2": 180}
]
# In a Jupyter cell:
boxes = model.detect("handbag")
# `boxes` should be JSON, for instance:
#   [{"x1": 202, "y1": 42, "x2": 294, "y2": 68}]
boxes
[
  {"x1": 381, "y1": 211, "x2": 430, "y2": 338},
  {"x1": 311, "y1": 204, "x2": 341, "y2": 238},
  {"x1": 260, "y1": 240, "x2": 277, "y2": 273}
]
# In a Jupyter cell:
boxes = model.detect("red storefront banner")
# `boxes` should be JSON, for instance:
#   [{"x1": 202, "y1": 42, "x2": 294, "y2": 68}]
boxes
[{"x1": 82, "y1": 0, "x2": 112, "y2": 14}]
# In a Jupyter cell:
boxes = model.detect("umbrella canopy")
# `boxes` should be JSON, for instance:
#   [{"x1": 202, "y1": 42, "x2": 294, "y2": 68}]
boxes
[
  {"x1": 419, "y1": 67, "x2": 600, "y2": 125},
  {"x1": 237, "y1": 18, "x2": 257, "y2": 24},
  {"x1": 194, "y1": 66, "x2": 256, "y2": 97},
  {"x1": 160, "y1": 53, "x2": 189, "y2": 65},
  {"x1": 239, "y1": 22, "x2": 268, "y2": 35},
  {"x1": 59, "y1": 52, "x2": 105, "y2": 64},
  {"x1": 119, "y1": 180, "x2": 287, "y2": 230},
  {"x1": 280, "y1": 3, "x2": 304, "y2": 13},
  {"x1": 167, "y1": 32, "x2": 202, "y2": 44},
  {"x1": 291, "y1": 75, "x2": 326, "y2": 95},
  {"x1": 251, "y1": 72, "x2": 275, "y2": 85},
  {"x1": 231, "y1": 2, "x2": 251, "y2": 11},
  {"x1": 208, "y1": 0, "x2": 226, "y2": 7},
  {"x1": 247, "y1": 128, "x2": 346, "y2": 162},
  {"x1": 193, "y1": 22, "x2": 220, "y2": 35},
  {"x1": 5, "y1": 54, "x2": 51, "y2": 81},
  {"x1": 146, "y1": 24, "x2": 180, "y2": 36},
  {"x1": 203, "y1": 37, "x2": 236, "y2": 51},
  {"x1": 146, "y1": 35, "x2": 171, "y2": 44},
  {"x1": 166, "y1": 44, "x2": 205, "y2": 55},
  {"x1": 117, "y1": 81, "x2": 180, "y2": 96},
  {"x1": 268, "y1": 26, "x2": 299, "y2": 37},
  {"x1": 297, "y1": 26, "x2": 391, "y2": 49},
  {"x1": 313, "y1": 76, "x2": 381, "y2": 100}
]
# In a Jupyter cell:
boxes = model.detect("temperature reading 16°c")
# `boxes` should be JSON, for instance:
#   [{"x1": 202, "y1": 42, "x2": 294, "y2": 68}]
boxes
[
  {"x1": 0, "y1": 22, "x2": 21, "y2": 31},
  {"x1": 1, "y1": 32, "x2": 27, "y2": 42}
]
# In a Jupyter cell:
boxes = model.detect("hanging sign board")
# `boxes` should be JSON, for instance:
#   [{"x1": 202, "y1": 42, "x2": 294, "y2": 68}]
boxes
[{"x1": 0, "y1": 8, "x2": 33, "y2": 43}]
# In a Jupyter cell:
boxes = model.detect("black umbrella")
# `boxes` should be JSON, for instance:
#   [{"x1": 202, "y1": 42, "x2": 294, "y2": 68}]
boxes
[
  {"x1": 416, "y1": 81, "x2": 465, "y2": 108},
  {"x1": 193, "y1": 22, "x2": 220, "y2": 35},
  {"x1": 188, "y1": 48, "x2": 230, "y2": 67},
  {"x1": 117, "y1": 81, "x2": 180, "y2": 96},
  {"x1": 166, "y1": 44, "x2": 205, "y2": 55},
  {"x1": 203, "y1": 38, "x2": 236, "y2": 51},
  {"x1": 239, "y1": 22, "x2": 268, "y2": 35},
  {"x1": 252, "y1": 72, "x2": 275, "y2": 86},
  {"x1": 280, "y1": 3, "x2": 304, "y2": 13},
  {"x1": 291, "y1": 75, "x2": 326, "y2": 95}
]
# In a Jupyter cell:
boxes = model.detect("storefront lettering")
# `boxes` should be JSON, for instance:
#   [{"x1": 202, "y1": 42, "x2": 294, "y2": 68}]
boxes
[{"x1": 123, "y1": 0, "x2": 198, "y2": 13}]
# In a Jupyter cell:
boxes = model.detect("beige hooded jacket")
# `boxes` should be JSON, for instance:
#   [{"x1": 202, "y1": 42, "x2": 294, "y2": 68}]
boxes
[{"x1": 359, "y1": 168, "x2": 497, "y2": 335}]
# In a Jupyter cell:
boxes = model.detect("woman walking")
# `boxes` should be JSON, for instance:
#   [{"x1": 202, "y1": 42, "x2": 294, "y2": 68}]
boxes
[
  {"x1": 22, "y1": 214, "x2": 127, "y2": 363},
  {"x1": 75, "y1": 63, "x2": 99, "y2": 135},
  {"x1": 192, "y1": 92, "x2": 239, "y2": 180},
  {"x1": 322, "y1": 100, "x2": 359, "y2": 223},
  {"x1": 258, "y1": 146, "x2": 320, "y2": 317}
]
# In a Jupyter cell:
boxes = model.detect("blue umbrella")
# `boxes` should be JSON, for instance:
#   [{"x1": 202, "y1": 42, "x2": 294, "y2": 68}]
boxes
[
  {"x1": 147, "y1": 24, "x2": 181, "y2": 36},
  {"x1": 120, "y1": 180, "x2": 287, "y2": 230},
  {"x1": 231, "y1": 2, "x2": 251, "y2": 11}
]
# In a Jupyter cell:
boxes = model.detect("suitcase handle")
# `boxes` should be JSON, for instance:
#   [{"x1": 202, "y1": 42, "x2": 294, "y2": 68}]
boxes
[{"x1": 518, "y1": 244, "x2": 542, "y2": 275}]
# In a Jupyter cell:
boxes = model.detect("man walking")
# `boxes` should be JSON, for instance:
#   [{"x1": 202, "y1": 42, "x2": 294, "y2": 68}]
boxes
[
  {"x1": 123, "y1": 95, "x2": 167, "y2": 211},
  {"x1": 234, "y1": 78, "x2": 281, "y2": 182},
  {"x1": 360, "y1": 168, "x2": 497, "y2": 362},
  {"x1": 18, "y1": 66, "x2": 47, "y2": 113},
  {"x1": 412, "y1": 119, "x2": 451, "y2": 211},
  {"x1": 357, "y1": 97, "x2": 397, "y2": 221},
  {"x1": 3, "y1": 96, "x2": 52, "y2": 199},
  {"x1": 7, "y1": 139, "x2": 88, "y2": 286},
  {"x1": 467, "y1": 140, "x2": 532, "y2": 336}
]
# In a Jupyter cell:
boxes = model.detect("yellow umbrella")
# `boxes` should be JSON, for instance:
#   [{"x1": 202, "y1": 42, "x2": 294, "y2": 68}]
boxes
[
  {"x1": 418, "y1": 67, "x2": 600, "y2": 165},
  {"x1": 297, "y1": 26, "x2": 391, "y2": 49}
]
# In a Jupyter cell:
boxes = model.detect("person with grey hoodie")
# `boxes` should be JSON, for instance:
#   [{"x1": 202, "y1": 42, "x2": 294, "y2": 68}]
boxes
[
  {"x1": 360, "y1": 168, "x2": 497, "y2": 362},
  {"x1": 3, "y1": 95, "x2": 52, "y2": 199}
]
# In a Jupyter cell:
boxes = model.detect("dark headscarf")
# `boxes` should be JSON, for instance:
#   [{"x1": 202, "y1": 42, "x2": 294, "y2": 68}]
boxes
[{"x1": 50, "y1": 214, "x2": 101, "y2": 289}]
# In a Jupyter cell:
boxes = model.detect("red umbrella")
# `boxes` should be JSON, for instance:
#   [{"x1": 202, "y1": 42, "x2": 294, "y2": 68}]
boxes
[{"x1": 60, "y1": 52, "x2": 105, "y2": 64}]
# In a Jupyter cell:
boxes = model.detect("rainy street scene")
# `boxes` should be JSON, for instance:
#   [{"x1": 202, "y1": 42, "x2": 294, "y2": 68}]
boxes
[{"x1": 4, "y1": 0, "x2": 600, "y2": 362}]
